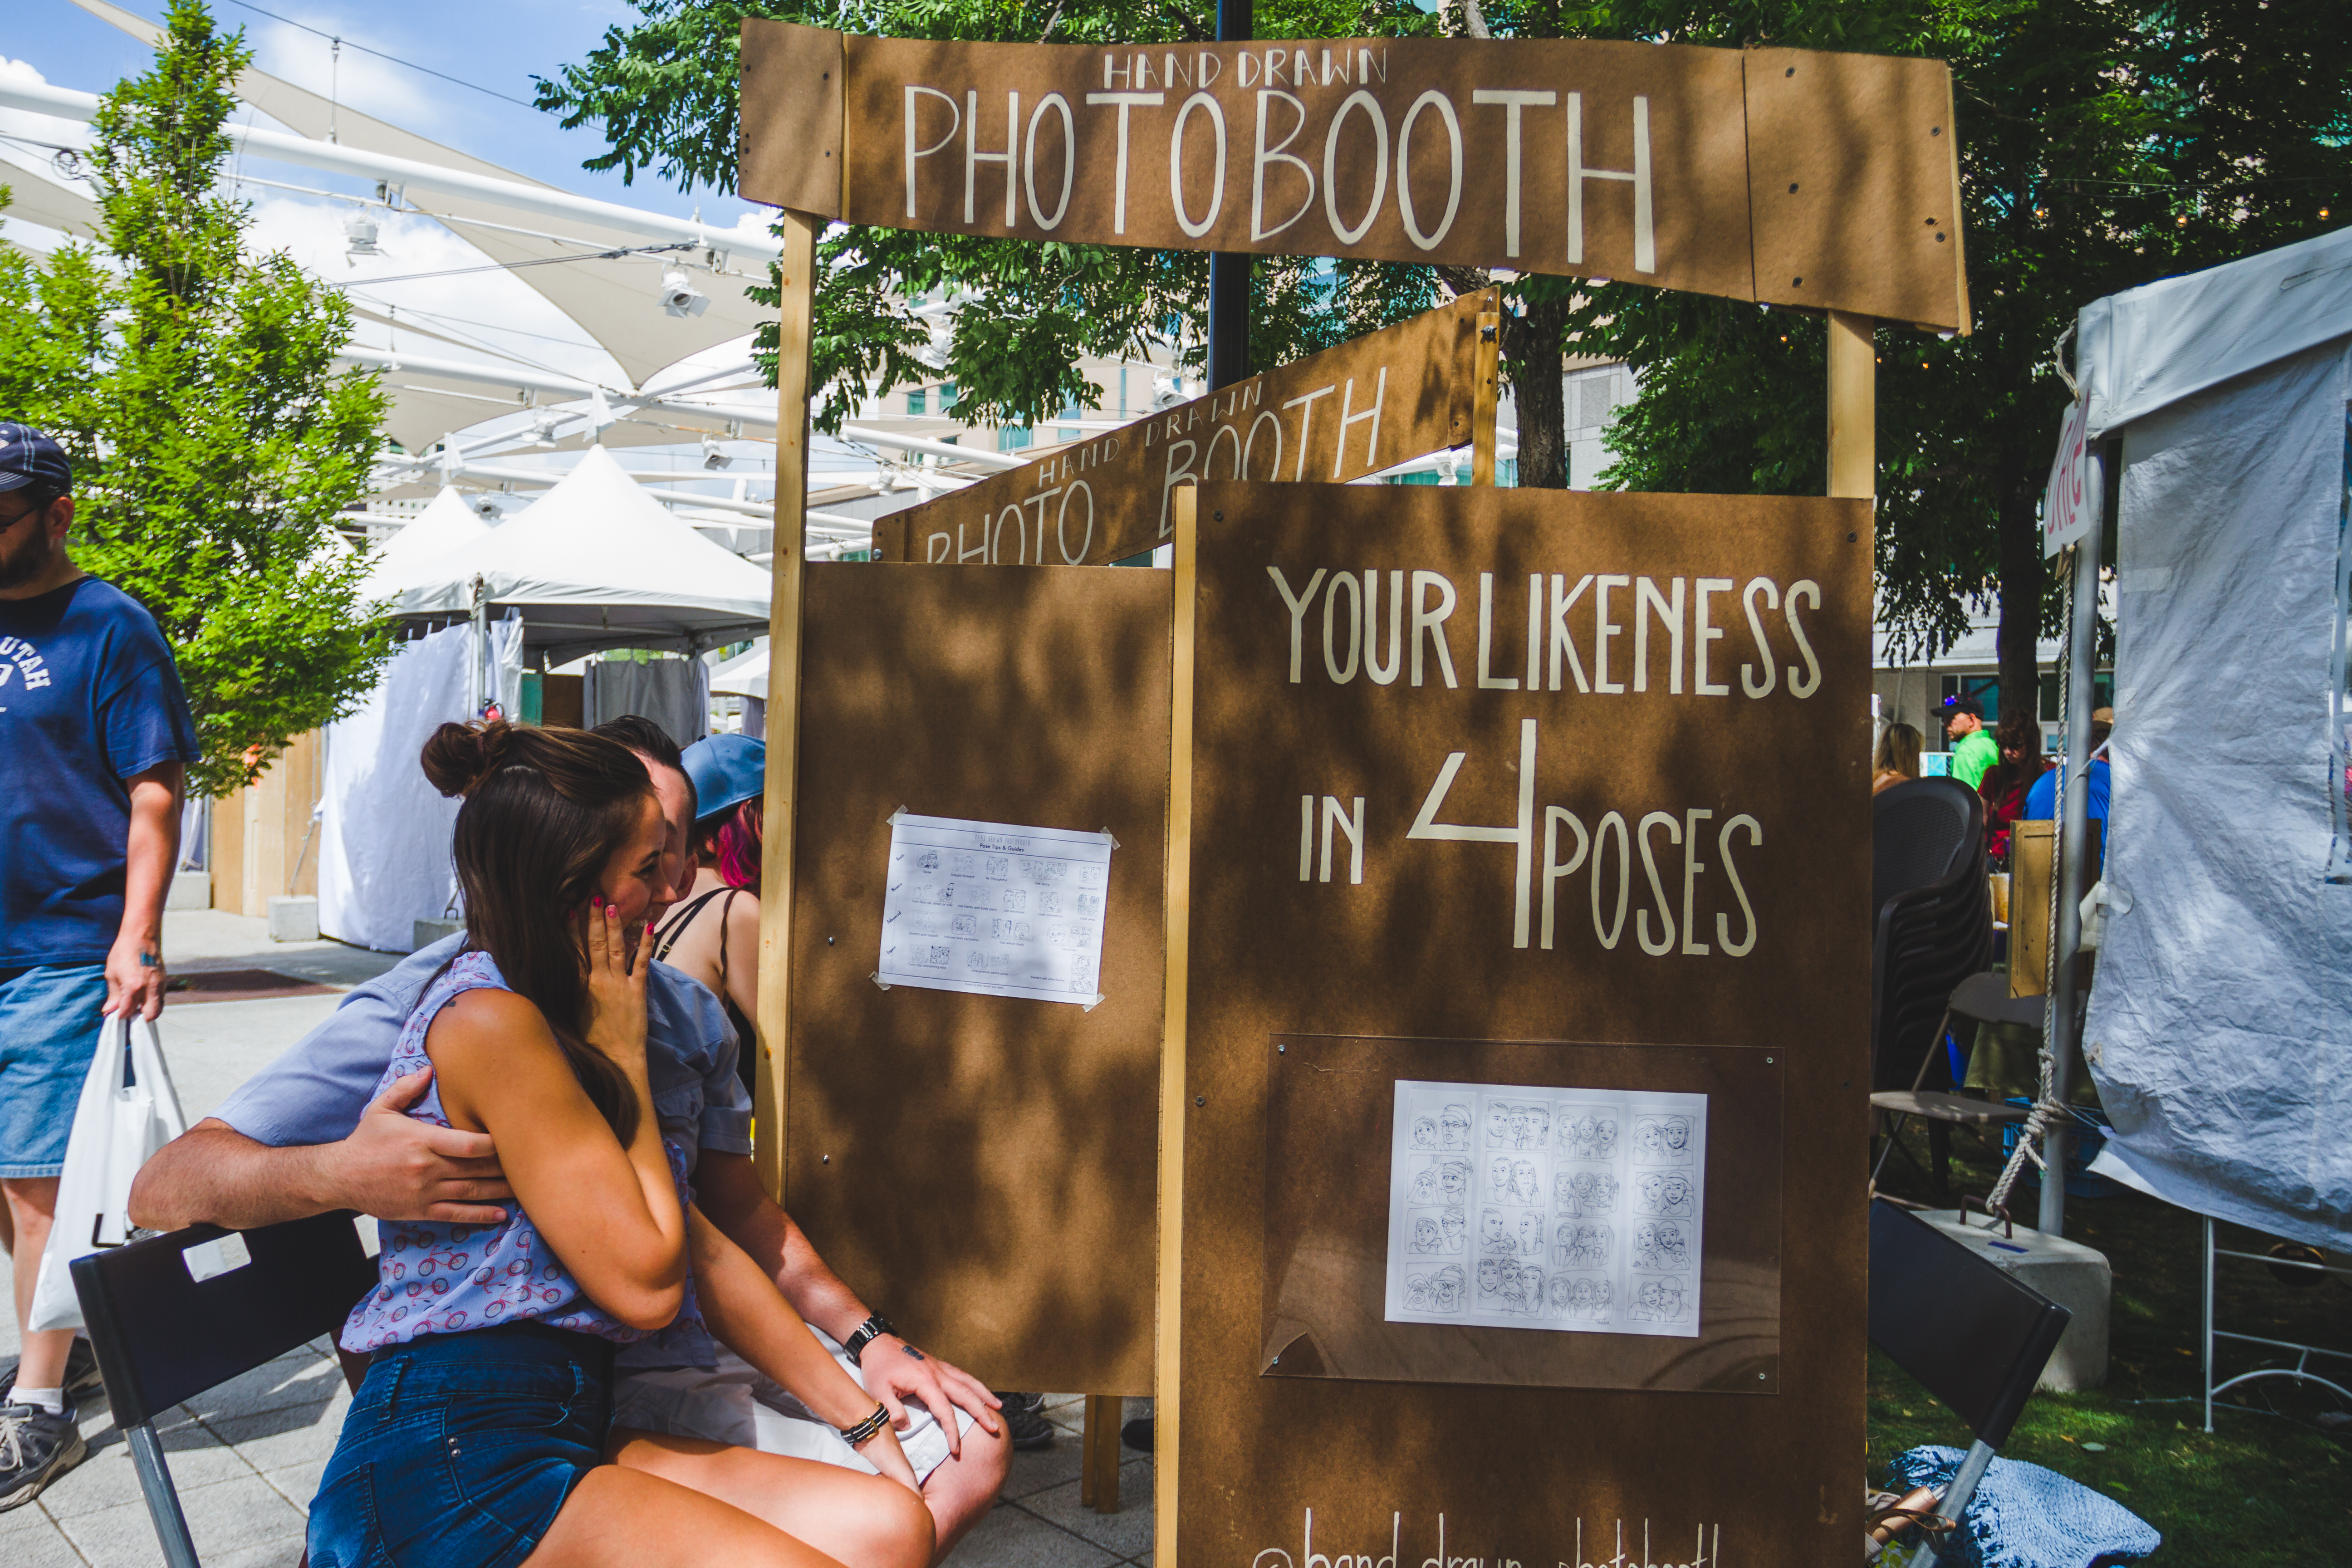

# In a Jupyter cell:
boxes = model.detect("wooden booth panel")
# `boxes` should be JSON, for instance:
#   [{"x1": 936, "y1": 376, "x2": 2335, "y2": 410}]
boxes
[
  {"x1": 785, "y1": 564, "x2": 1171, "y2": 1394},
  {"x1": 1171, "y1": 482, "x2": 1873, "y2": 1567}
]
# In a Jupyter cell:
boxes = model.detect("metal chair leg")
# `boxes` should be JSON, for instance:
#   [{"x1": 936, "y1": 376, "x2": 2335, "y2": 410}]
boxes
[{"x1": 126, "y1": 1421, "x2": 203, "y2": 1568}]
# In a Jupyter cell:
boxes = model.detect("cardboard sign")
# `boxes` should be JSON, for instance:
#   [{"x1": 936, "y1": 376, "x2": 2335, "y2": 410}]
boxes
[
  {"x1": 874, "y1": 292, "x2": 1489, "y2": 567},
  {"x1": 740, "y1": 25, "x2": 1970, "y2": 330},
  {"x1": 1166, "y1": 480, "x2": 1872, "y2": 1566}
]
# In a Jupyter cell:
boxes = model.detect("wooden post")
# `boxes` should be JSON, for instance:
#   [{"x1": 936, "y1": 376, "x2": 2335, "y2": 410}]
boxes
[
  {"x1": 1827, "y1": 311, "x2": 1876, "y2": 500},
  {"x1": 1154, "y1": 486, "x2": 1201, "y2": 1565},
  {"x1": 1470, "y1": 307, "x2": 1502, "y2": 485},
  {"x1": 753, "y1": 208, "x2": 821, "y2": 1202},
  {"x1": 1079, "y1": 1394, "x2": 1124, "y2": 1513}
]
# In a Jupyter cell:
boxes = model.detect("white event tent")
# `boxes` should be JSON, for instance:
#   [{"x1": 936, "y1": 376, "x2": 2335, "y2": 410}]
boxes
[
  {"x1": 381, "y1": 444, "x2": 774, "y2": 665},
  {"x1": 2070, "y1": 223, "x2": 2352, "y2": 1250}
]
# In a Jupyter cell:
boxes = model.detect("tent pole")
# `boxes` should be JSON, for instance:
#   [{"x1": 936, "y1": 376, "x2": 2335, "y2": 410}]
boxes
[
  {"x1": 753, "y1": 208, "x2": 818, "y2": 1205},
  {"x1": 1826, "y1": 313, "x2": 1875, "y2": 501},
  {"x1": 2041, "y1": 448, "x2": 2105, "y2": 1236}
]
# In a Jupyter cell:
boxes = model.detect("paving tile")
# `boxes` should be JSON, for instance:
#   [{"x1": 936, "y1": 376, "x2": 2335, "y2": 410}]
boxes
[
  {"x1": 199, "y1": 1394, "x2": 352, "y2": 1473},
  {"x1": 1017, "y1": 1475, "x2": 1155, "y2": 1558},
  {"x1": 949, "y1": 1499, "x2": 1122, "y2": 1568},
  {"x1": 0, "y1": 1514, "x2": 91, "y2": 1568},
  {"x1": 259, "y1": 1458, "x2": 328, "y2": 1515},
  {"x1": 175, "y1": 1354, "x2": 346, "y2": 1424},
  {"x1": 1000, "y1": 1430, "x2": 1087, "y2": 1499},
  {"x1": 57, "y1": 1472, "x2": 306, "y2": 1568},
  {"x1": 42, "y1": 1418, "x2": 254, "y2": 1520}
]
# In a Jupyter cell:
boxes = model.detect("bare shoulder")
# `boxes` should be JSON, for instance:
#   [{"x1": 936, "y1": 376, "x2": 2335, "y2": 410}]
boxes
[
  {"x1": 425, "y1": 988, "x2": 568, "y2": 1092},
  {"x1": 723, "y1": 887, "x2": 763, "y2": 935}
]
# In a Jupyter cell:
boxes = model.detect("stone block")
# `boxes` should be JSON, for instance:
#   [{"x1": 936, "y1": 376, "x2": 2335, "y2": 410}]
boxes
[
  {"x1": 165, "y1": 871, "x2": 211, "y2": 911},
  {"x1": 265, "y1": 896, "x2": 318, "y2": 943},
  {"x1": 412, "y1": 917, "x2": 463, "y2": 951},
  {"x1": 1915, "y1": 1209, "x2": 2111, "y2": 1391}
]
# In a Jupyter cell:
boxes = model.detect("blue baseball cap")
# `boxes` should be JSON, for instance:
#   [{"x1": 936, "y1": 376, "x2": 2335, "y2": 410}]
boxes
[
  {"x1": 682, "y1": 733, "x2": 765, "y2": 824},
  {"x1": 0, "y1": 422, "x2": 72, "y2": 501}
]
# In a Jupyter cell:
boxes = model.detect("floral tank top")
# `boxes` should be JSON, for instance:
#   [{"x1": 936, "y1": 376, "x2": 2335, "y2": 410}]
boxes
[{"x1": 340, "y1": 948, "x2": 706, "y2": 1356}]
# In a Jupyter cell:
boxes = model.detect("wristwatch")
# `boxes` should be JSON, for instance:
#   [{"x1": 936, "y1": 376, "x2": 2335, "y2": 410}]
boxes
[{"x1": 843, "y1": 1313, "x2": 895, "y2": 1366}]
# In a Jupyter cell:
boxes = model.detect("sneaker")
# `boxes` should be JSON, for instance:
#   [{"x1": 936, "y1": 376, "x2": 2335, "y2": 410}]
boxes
[
  {"x1": 0, "y1": 1398, "x2": 88, "y2": 1512},
  {"x1": 993, "y1": 1392, "x2": 1054, "y2": 1450},
  {"x1": 0, "y1": 1340, "x2": 103, "y2": 1405}
]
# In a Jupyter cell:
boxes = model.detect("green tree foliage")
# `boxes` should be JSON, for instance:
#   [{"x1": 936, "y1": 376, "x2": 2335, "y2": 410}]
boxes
[
  {"x1": 1550, "y1": 0, "x2": 2352, "y2": 716},
  {"x1": 535, "y1": 0, "x2": 1445, "y2": 434},
  {"x1": 0, "y1": 1, "x2": 393, "y2": 797}
]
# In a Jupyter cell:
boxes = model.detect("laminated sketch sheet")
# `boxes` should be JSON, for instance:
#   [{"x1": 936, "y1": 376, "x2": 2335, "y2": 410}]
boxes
[
  {"x1": 877, "y1": 812, "x2": 1113, "y2": 1005},
  {"x1": 1386, "y1": 1080, "x2": 1709, "y2": 1338}
]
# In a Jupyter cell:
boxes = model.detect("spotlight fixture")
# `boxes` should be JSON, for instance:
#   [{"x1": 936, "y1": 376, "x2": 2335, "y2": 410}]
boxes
[
  {"x1": 657, "y1": 266, "x2": 709, "y2": 318},
  {"x1": 528, "y1": 411, "x2": 564, "y2": 447},
  {"x1": 701, "y1": 434, "x2": 733, "y2": 470},
  {"x1": 343, "y1": 212, "x2": 382, "y2": 262}
]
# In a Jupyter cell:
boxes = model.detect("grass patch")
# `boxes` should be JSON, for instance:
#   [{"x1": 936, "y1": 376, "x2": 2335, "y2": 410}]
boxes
[{"x1": 1869, "y1": 1124, "x2": 2349, "y2": 1564}]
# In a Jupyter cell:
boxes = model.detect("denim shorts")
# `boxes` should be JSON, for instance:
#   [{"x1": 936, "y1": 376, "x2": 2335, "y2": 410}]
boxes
[
  {"x1": 0, "y1": 963, "x2": 109, "y2": 1178},
  {"x1": 308, "y1": 1322, "x2": 617, "y2": 1568}
]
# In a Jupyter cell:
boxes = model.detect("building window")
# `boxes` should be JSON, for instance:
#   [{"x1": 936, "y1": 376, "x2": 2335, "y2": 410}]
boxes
[
  {"x1": 1000, "y1": 426, "x2": 1032, "y2": 452},
  {"x1": 907, "y1": 388, "x2": 928, "y2": 416},
  {"x1": 940, "y1": 383, "x2": 959, "y2": 411}
]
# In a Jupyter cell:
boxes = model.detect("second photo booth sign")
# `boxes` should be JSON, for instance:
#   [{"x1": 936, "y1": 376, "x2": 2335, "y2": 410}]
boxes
[{"x1": 1162, "y1": 480, "x2": 1872, "y2": 1566}]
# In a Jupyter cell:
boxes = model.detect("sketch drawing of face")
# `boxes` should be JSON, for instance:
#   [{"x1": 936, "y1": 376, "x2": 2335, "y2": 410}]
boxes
[
  {"x1": 1439, "y1": 1161, "x2": 1470, "y2": 1202},
  {"x1": 1480, "y1": 1209, "x2": 1511, "y2": 1252},
  {"x1": 1510, "y1": 1160, "x2": 1540, "y2": 1205},
  {"x1": 1434, "y1": 1265, "x2": 1464, "y2": 1311},
  {"x1": 1476, "y1": 1258, "x2": 1504, "y2": 1297},
  {"x1": 1590, "y1": 1278, "x2": 1613, "y2": 1315},
  {"x1": 1441, "y1": 1208, "x2": 1466, "y2": 1252},
  {"x1": 1636, "y1": 1173, "x2": 1668, "y2": 1213},
  {"x1": 1485, "y1": 1103, "x2": 1511, "y2": 1146},
  {"x1": 1663, "y1": 1117, "x2": 1690, "y2": 1154},
  {"x1": 1657, "y1": 1280, "x2": 1683, "y2": 1318},
  {"x1": 1411, "y1": 1117, "x2": 1437, "y2": 1149},
  {"x1": 1634, "y1": 1220, "x2": 1658, "y2": 1255},
  {"x1": 1547, "y1": 1274, "x2": 1574, "y2": 1313},
  {"x1": 1593, "y1": 1118, "x2": 1618, "y2": 1156},
  {"x1": 1411, "y1": 1217, "x2": 1442, "y2": 1254},
  {"x1": 1405, "y1": 1274, "x2": 1432, "y2": 1310},
  {"x1": 1511, "y1": 1264, "x2": 1543, "y2": 1312},
  {"x1": 1518, "y1": 1210, "x2": 1544, "y2": 1254},
  {"x1": 1636, "y1": 1120, "x2": 1666, "y2": 1159},
  {"x1": 1660, "y1": 1173, "x2": 1691, "y2": 1211},
  {"x1": 1656, "y1": 1223, "x2": 1688, "y2": 1265},
  {"x1": 1488, "y1": 1157, "x2": 1514, "y2": 1199},
  {"x1": 1439, "y1": 1106, "x2": 1471, "y2": 1148},
  {"x1": 1553, "y1": 1171, "x2": 1579, "y2": 1213},
  {"x1": 1408, "y1": 1167, "x2": 1439, "y2": 1205}
]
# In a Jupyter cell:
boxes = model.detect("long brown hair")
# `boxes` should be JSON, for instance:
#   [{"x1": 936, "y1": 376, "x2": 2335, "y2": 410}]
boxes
[{"x1": 420, "y1": 720, "x2": 654, "y2": 1141}]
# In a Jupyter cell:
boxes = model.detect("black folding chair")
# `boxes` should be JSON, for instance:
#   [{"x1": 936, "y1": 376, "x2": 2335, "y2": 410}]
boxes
[
  {"x1": 1868, "y1": 1199, "x2": 2071, "y2": 1565},
  {"x1": 1870, "y1": 973, "x2": 2038, "y2": 1198},
  {"x1": 70, "y1": 1213, "x2": 376, "y2": 1568}
]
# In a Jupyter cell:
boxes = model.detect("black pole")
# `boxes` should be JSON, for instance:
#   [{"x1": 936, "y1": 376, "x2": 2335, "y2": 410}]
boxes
[{"x1": 1206, "y1": 0, "x2": 1252, "y2": 390}]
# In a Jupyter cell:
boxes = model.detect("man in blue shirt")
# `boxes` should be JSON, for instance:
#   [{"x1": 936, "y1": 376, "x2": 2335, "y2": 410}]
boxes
[
  {"x1": 129, "y1": 720, "x2": 1010, "y2": 1560},
  {"x1": 0, "y1": 423, "x2": 201, "y2": 1507},
  {"x1": 2024, "y1": 708, "x2": 2114, "y2": 830}
]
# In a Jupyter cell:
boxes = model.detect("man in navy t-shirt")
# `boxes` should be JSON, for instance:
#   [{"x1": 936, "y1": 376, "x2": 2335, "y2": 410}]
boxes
[{"x1": 0, "y1": 422, "x2": 199, "y2": 1507}]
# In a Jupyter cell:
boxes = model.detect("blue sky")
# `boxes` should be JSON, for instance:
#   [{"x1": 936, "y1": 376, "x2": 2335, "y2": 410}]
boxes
[{"x1": 9, "y1": 0, "x2": 764, "y2": 226}]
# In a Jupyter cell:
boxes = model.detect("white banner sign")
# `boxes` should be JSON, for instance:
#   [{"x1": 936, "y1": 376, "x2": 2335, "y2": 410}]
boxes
[{"x1": 2043, "y1": 396, "x2": 2095, "y2": 557}]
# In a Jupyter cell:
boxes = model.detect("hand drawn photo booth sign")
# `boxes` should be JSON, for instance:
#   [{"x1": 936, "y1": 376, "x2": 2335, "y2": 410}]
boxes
[
  {"x1": 874, "y1": 291, "x2": 1493, "y2": 568},
  {"x1": 741, "y1": 25, "x2": 1971, "y2": 331},
  {"x1": 1164, "y1": 480, "x2": 1871, "y2": 1568}
]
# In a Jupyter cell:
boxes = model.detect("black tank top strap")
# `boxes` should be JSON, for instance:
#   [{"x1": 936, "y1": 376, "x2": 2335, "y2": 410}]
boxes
[{"x1": 652, "y1": 887, "x2": 730, "y2": 962}]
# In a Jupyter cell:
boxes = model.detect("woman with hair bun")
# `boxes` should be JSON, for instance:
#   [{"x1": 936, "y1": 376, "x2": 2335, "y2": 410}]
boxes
[
  {"x1": 649, "y1": 735, "x2": 764, "y2": 1095},
  {"x1": 308, "y1": 722, "x2": 932, "y2": 1568}
]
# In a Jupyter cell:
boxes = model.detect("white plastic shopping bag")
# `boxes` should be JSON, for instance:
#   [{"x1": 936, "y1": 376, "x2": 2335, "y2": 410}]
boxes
[{"x1": 28, "y1": 1014, "x2": 189, "y2": 1331}]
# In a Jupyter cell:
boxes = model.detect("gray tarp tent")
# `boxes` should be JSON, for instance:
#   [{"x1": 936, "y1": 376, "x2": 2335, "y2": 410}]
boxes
[{"x1": 2072, "y1": 224, "x2": 2352, "y2": 1250}]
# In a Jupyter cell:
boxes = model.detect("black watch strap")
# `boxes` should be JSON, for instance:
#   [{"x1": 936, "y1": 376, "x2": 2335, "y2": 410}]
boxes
[{"x1": 843, "y1": 1313, "x2": 894, "y2": 1366}]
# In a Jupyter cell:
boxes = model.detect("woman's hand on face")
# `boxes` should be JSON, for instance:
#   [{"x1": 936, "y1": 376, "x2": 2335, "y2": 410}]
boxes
[{"x1": 583, "y1": 898, "x2": 650, "y2": 1066}]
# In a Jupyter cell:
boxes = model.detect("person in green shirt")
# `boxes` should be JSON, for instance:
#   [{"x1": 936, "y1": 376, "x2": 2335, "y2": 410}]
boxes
[{"x1": 1942, "y1": 694, "x2": 2001, "y2": 789}]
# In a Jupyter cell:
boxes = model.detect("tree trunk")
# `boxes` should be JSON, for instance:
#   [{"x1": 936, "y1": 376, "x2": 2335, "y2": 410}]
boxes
[
  {"x1": 1994, "y1": 489, "x2": 2046, "y2": 731},
  {"x1": 1504, "y1": 295, "x2": 1568, "y2": 489}
]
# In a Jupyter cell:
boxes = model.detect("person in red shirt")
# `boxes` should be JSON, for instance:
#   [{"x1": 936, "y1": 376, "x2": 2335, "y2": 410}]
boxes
[{"x1": 1976, "y1": 716, "x2": 2049, "y2": 867}]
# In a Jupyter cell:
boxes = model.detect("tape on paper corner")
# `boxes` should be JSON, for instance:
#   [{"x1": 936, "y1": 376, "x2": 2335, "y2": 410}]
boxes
[
  {"x1": 869, "y1": 972, "x2": 892, "y2": 992},
  {"x1": 887, "y1": 804, "x2": 909, "y2": 826},
  {"x1": 1082, "y1": 991, "x2": 1106, "y2": 1013},
  {"x1": 1099, "y1": 827, "x2": 1121, "y2": 848}
]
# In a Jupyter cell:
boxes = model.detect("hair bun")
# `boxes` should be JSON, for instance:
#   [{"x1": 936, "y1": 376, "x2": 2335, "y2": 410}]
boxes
[{"x1": 420, "y1": 720, "x2": 519, "y2": 798}]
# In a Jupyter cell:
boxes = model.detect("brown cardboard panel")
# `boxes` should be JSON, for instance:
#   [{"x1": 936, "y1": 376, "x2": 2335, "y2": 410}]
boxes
[
  {"x1": 740, "y1": 29, "x2": 1968, "y2": 328},
  {"x1": 785, "y1": 564, "x2": 1170, "y2": 1394},
  {"x1": 1175, "y1": 482, "x2": 1872, "y2": 1567},
  {"x1": 1747, "y1": 49, "x2": 1968, "y2": 332},
  {"x1": 1261, "y1": 1033, "x2": 1782, "y2": 1391},
  {"x1": 875, "y1": 292, "x2": 1488, "y2": 568},
  {"x1": 738, "y1": 21, "x2": 842, "y2": 218}
]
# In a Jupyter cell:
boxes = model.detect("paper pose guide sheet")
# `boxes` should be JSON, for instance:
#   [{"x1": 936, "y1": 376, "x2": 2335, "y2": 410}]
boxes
[
  {"x1": 1387, "y1": 1079, "x2": 1709, "y2": 1338},
  {"x1": 877, "y1": 812, "x2": 1113, "y2": 1006}
]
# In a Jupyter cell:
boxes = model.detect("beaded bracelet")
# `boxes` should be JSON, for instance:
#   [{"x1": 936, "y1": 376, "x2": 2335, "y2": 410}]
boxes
[{"x1": 838, "y1": 1402, "x2": 892, "y2": 1448}]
